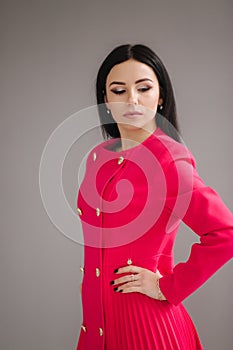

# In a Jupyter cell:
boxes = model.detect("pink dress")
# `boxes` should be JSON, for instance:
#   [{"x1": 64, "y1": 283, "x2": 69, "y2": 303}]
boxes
[{"x1": 76, "y1": 127, "x2": 233, "y2": 350}]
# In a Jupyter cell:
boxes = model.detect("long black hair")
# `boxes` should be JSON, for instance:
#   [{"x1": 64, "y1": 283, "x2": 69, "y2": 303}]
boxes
[{"x1": 96, "y1": 44, "x2": 181, "y2": 142}]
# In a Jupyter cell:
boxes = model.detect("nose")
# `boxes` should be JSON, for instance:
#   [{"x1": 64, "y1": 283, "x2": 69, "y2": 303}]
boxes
[{"x1": 127, "y1": 90, "x2": 138, "y2": 104}]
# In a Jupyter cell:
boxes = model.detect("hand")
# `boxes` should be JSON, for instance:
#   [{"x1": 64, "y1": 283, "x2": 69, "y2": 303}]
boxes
[{"x1": 111, "y1": 265, "x2": 166, "y2": 301}]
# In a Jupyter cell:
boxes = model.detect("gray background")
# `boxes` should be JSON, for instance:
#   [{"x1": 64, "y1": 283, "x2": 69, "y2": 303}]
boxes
[{"x1": 1, "y1": 0, "x2": 232, "y2": 349}]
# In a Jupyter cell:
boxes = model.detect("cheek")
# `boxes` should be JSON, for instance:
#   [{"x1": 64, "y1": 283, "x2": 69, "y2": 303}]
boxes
[
  {"x1": 108, "y1": 102, "x2": 126, "y2": 121},
  {"x1": 149, "y1": 90, "x2": 160, "y2": 101},
  {"x1": 142, "y1": 94, "x2": 159, "y2": 110},
  {"x1": 107, "y1": 94, "x2": 118, "y2": 103}
]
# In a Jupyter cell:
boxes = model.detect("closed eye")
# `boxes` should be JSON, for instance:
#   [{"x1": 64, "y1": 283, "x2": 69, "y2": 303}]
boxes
[
  {"x1": 110, "y1": 86, "x2": 152, "y2": 94},
  {"x1": 110, "y1": 89, "x2": 125, "y2": 95},
  {"x1": 138, "y1": 87, "x2": 151, "y2": 92}
]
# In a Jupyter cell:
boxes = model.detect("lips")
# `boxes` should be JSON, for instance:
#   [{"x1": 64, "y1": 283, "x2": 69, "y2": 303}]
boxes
[{"x1": 123, "y1": 110, "x2": 143, "y2": 117}]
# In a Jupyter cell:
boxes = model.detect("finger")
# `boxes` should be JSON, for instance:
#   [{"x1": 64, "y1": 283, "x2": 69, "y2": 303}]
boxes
[
  {"x1": 118, "y1": 285, "x2": 142, "y2": 293},
  {"x1": 112, "y1": 273, "x2": 140, "y2": 286},
  {"x1": 114, "y1": 265, "x2": 143, "y2": 275},
  {"x1": 114, "y1": 280, "x2": 141, "y2": 291}
]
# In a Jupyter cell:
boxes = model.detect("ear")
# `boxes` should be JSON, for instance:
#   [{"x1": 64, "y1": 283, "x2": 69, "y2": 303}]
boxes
[
  {"x1": 104, "y1": 95, "x2": 111, "y2": 110},
  {"x1": 158, "y1": 98, "x2": 163, "y2": 106}
]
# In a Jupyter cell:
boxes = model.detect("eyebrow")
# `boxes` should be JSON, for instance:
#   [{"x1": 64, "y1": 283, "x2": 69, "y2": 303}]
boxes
[{"x1": 109, "y1": 78, "x2": 153, "y2": 87}]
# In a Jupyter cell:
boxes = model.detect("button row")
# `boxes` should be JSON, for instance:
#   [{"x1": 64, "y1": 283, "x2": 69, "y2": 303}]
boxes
[
  {"x1": 77, "y1": 154, "x2": 125, "y2": 217},
  {"x1": 79, "y1": 261, "x2": 133, "y2": 274},
  {"x1": 92, "y1": 151, "x2": 125, "y2": 166},
  {"x1": 81, "y1": 324, "x2": 103, "y2": 336},
  {"x1": 77, "y1": 207, "x2": 101, "y2": 217},
  {"x1": 79, "y1": 266, "x2": 101, "y2": 277},
  {"x1": 79, "y1": 262, "x2": 134, "y2": 275}
]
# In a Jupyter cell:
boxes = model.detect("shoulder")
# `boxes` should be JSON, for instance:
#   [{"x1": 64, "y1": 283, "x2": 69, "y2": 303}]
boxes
[{"x1": 146, "y1": 127, "x2": 196, "y2": 169}]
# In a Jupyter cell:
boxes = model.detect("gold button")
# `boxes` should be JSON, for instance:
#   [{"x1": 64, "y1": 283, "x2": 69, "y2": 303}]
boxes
[
  {"x1": 93, "y1": 152, "x2": 97, "y2": 161},
  {"x1": 80, "y1": 266, "x2": 84, "y2": 273},
  {"x1": 81, "y1": 324, "x2": 87, "y2": 332},
  {"x1": 99, "y1": 327, "x2": 103, "y2": 336},
  {"x1": 118, "y1": 156, "x2": 124, "y2": 165},
  {"x1": 96, "y1": 207, "x2": 101, "y2": 216},
  {"x1": 77, "y1": 208, "x2": 82, "y2": 216},
  {"x1": 127, "y1": 258, "x2": 133, "y2": 265},
  {"x1": 96, "y1": 268, "x2": 100, "y2": 277}
]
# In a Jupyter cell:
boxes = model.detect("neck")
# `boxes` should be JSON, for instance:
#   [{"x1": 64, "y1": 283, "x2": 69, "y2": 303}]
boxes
[{"x1": 118, "y1": 122, "x2": 157, "y2": 151}]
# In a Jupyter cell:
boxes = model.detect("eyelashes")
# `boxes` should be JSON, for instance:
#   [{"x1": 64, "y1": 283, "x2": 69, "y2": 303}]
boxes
[
  {"x1": 138, "y1": 87, "x2": 151, "y2": 93},
  {"x1": 110, "y1": 87, "x2": 152, "y2": 95},
  {"x1": 111, "y1": 90, "x2": 125, "y2": 95}
]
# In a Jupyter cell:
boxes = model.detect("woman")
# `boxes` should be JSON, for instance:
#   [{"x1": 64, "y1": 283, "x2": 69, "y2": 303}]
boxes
[{"x1": 76, "y1": 44, "x2": 233, "y2": 350}]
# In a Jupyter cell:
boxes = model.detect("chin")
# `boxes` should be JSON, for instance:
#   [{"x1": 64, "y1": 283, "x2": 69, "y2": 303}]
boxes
[{"x1": 119, "y1": 122, "x2": 144, "y2": 131}]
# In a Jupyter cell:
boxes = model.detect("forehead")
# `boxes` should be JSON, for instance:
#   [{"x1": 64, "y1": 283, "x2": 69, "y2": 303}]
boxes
[{"x1": 106, "y1": 59, "x2": 158, "y2": 84}]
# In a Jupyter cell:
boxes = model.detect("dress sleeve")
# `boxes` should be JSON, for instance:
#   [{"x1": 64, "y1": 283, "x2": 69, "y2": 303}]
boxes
[{"x1": 159, "y1": 152, "x2": 233, "y2": 305}]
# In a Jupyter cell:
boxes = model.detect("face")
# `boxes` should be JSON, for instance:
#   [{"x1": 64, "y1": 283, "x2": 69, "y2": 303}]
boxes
[{"x1": 104, "y1": 59, "x2": 163, "y2": 133}]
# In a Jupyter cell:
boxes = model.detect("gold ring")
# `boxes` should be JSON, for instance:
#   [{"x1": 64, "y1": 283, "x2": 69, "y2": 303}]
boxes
[{"x1": 130, "y1": 274, "x2": 135, "y2": 282}]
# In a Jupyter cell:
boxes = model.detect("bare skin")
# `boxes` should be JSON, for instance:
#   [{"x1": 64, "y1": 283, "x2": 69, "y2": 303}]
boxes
[{"x1": 105, "y1": 58, "x2": 163, "y2": 152}]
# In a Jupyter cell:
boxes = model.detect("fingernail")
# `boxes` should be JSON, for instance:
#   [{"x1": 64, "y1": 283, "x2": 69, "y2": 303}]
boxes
[
  {"x1": 110, "y1": 280, "x2": 115, "y2": 285},
  {"x1": 114, "y1": 287, "x2": 118, "y2": 292},
  {"x1": 114, "y1": 269, "x2": 118, "y2": 273}
]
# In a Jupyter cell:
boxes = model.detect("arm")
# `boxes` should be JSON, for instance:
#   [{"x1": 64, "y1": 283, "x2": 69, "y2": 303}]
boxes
[{"x1": 159, "y1": 155, "x2": 233, "y2": 305}]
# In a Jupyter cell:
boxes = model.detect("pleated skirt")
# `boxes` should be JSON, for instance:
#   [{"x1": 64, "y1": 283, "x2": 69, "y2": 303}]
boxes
[{"x1": 103, "y1": 291, "x2": 203, "y2": 350}]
